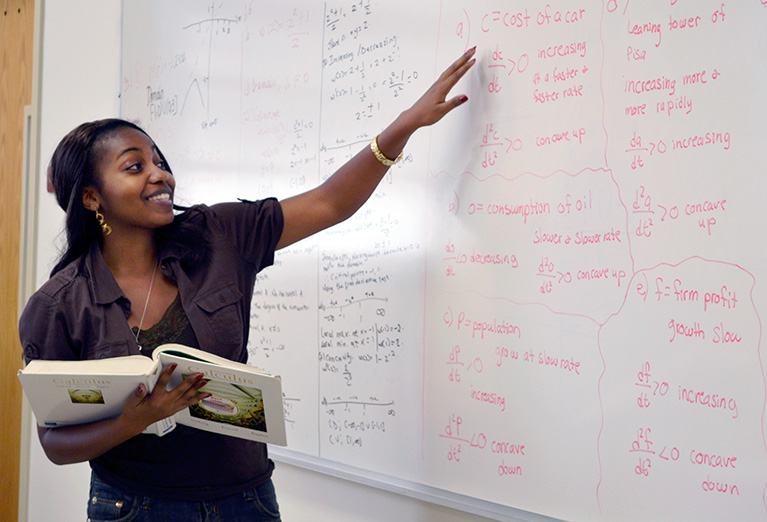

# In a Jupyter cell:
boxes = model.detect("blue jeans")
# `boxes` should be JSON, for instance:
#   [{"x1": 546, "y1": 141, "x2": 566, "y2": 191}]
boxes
[{"x1": 87, "y1": 472, "x2": 281, "y2": 522}]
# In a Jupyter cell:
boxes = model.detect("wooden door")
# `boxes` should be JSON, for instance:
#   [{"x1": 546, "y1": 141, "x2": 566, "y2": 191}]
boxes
[{"x1": 0, "y1": 1, "x2": 35, "y2": 520}]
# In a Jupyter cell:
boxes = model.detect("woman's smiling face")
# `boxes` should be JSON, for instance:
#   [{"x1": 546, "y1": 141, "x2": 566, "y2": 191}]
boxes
[{"x1": 82, "y1": 126, "x2": 176, "y2": 233}]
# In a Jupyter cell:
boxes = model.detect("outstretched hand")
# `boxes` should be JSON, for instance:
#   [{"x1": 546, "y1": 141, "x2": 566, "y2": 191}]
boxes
[
  {"x1": 401, "y1": 46, "x2": 476, "y2": 130},
  {"x1": 275, "y1": 46, "x2": 477, "y2": 251}
]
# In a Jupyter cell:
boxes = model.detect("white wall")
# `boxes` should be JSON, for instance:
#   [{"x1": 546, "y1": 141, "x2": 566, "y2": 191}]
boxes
[
  {"x1": 25, "y1": 1, "x2": 122, "y2": 521},
  {"x1": 25, "y1": 2, "x2": 495, "y2": 521}
]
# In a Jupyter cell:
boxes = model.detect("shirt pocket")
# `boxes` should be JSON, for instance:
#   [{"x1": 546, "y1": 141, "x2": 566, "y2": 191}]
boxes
[
  {"x1": 84, "y1": 341, "x2": 132, "y2": 360},
  {"x1": 195, "y1": 283, "x2": 244, "y2": 347}
]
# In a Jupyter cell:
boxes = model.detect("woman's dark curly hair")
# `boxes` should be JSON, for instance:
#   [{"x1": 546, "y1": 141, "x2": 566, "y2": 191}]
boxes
[{"x1": 48, "y1": 118, "x2": 208, "y2": 276}]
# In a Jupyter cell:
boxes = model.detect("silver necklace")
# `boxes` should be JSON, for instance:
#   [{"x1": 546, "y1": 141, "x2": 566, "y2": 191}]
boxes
[{"x1": 134, "y1": 261, "x2": 159, "y2": 352}]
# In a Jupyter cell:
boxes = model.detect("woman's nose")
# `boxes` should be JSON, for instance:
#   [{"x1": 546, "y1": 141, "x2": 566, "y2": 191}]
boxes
[{"x1": 148, "y1": 164, "x2": 169, "y2": 183}]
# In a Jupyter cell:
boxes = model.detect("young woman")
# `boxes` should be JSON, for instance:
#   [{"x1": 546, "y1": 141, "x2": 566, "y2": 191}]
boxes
[{"x1": 19, "y1": 48, "x2": 475, "y2": 521}]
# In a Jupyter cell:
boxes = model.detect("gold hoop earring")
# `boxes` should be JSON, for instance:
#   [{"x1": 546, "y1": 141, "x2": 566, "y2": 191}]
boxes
[{"x1": 95, "y1": 211, "x2": 112, "y2": 236}]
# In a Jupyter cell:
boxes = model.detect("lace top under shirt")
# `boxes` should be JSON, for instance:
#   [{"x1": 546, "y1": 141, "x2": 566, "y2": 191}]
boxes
[{"x1": 131, "y1": 293, "x2": 197, "y2": 356}]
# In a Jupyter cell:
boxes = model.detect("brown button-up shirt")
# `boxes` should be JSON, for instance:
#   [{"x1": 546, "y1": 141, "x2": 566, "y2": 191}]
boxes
[
  {"x1": 18, "y1": 198, "x2": 284, "y2": 500},
  {"x1": 20, "y1": 199, "x2": 282, "y2": 364}
]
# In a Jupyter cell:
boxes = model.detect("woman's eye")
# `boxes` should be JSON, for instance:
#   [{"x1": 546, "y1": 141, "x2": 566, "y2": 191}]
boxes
[
  {"x1": 127, "y1": 162, "x2": 142, "y2": 171},
  {"x1": 157, "y1": 161, "x2": 169, "y2": 170}
]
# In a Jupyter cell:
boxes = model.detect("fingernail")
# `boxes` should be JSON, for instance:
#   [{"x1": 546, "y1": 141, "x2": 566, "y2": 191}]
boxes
[
  {"x1": 465, "y1": 46, "x2": 476, "y2": 54},
  {"x1": 195, "y1": 373, "x2": 204, "y2": 380},
  {"x1": 459, "y1": 95, "x2": 468, "y2": 103}
]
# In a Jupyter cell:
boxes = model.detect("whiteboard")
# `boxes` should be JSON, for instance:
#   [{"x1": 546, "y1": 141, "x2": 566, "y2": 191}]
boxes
[{"x1": 121, "y1": 1, "x2": 767, "y2": 520}]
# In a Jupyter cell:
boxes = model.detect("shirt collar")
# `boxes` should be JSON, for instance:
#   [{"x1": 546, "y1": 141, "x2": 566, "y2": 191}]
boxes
[
  {"x1": 84, "y1": 241, "x2": 183, "y2": 306},
  {"x1": 85, "y1": 243, "x2": 126, "y2": 306}
]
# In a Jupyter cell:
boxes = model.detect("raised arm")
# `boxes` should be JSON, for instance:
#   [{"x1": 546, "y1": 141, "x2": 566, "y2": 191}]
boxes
[{"x1": 276, "y1": 47, "x2": 476, "y2": 250}]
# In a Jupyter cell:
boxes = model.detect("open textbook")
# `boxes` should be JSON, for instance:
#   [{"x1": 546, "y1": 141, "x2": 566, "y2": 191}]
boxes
[{"x1": 18, "y1": 344, "x2": 286, "y2": 445}]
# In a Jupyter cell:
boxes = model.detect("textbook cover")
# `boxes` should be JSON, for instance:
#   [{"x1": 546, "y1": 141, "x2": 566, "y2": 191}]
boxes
[{"x1": 18, "y1": 344, "x2": 286, "y2": 445}]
